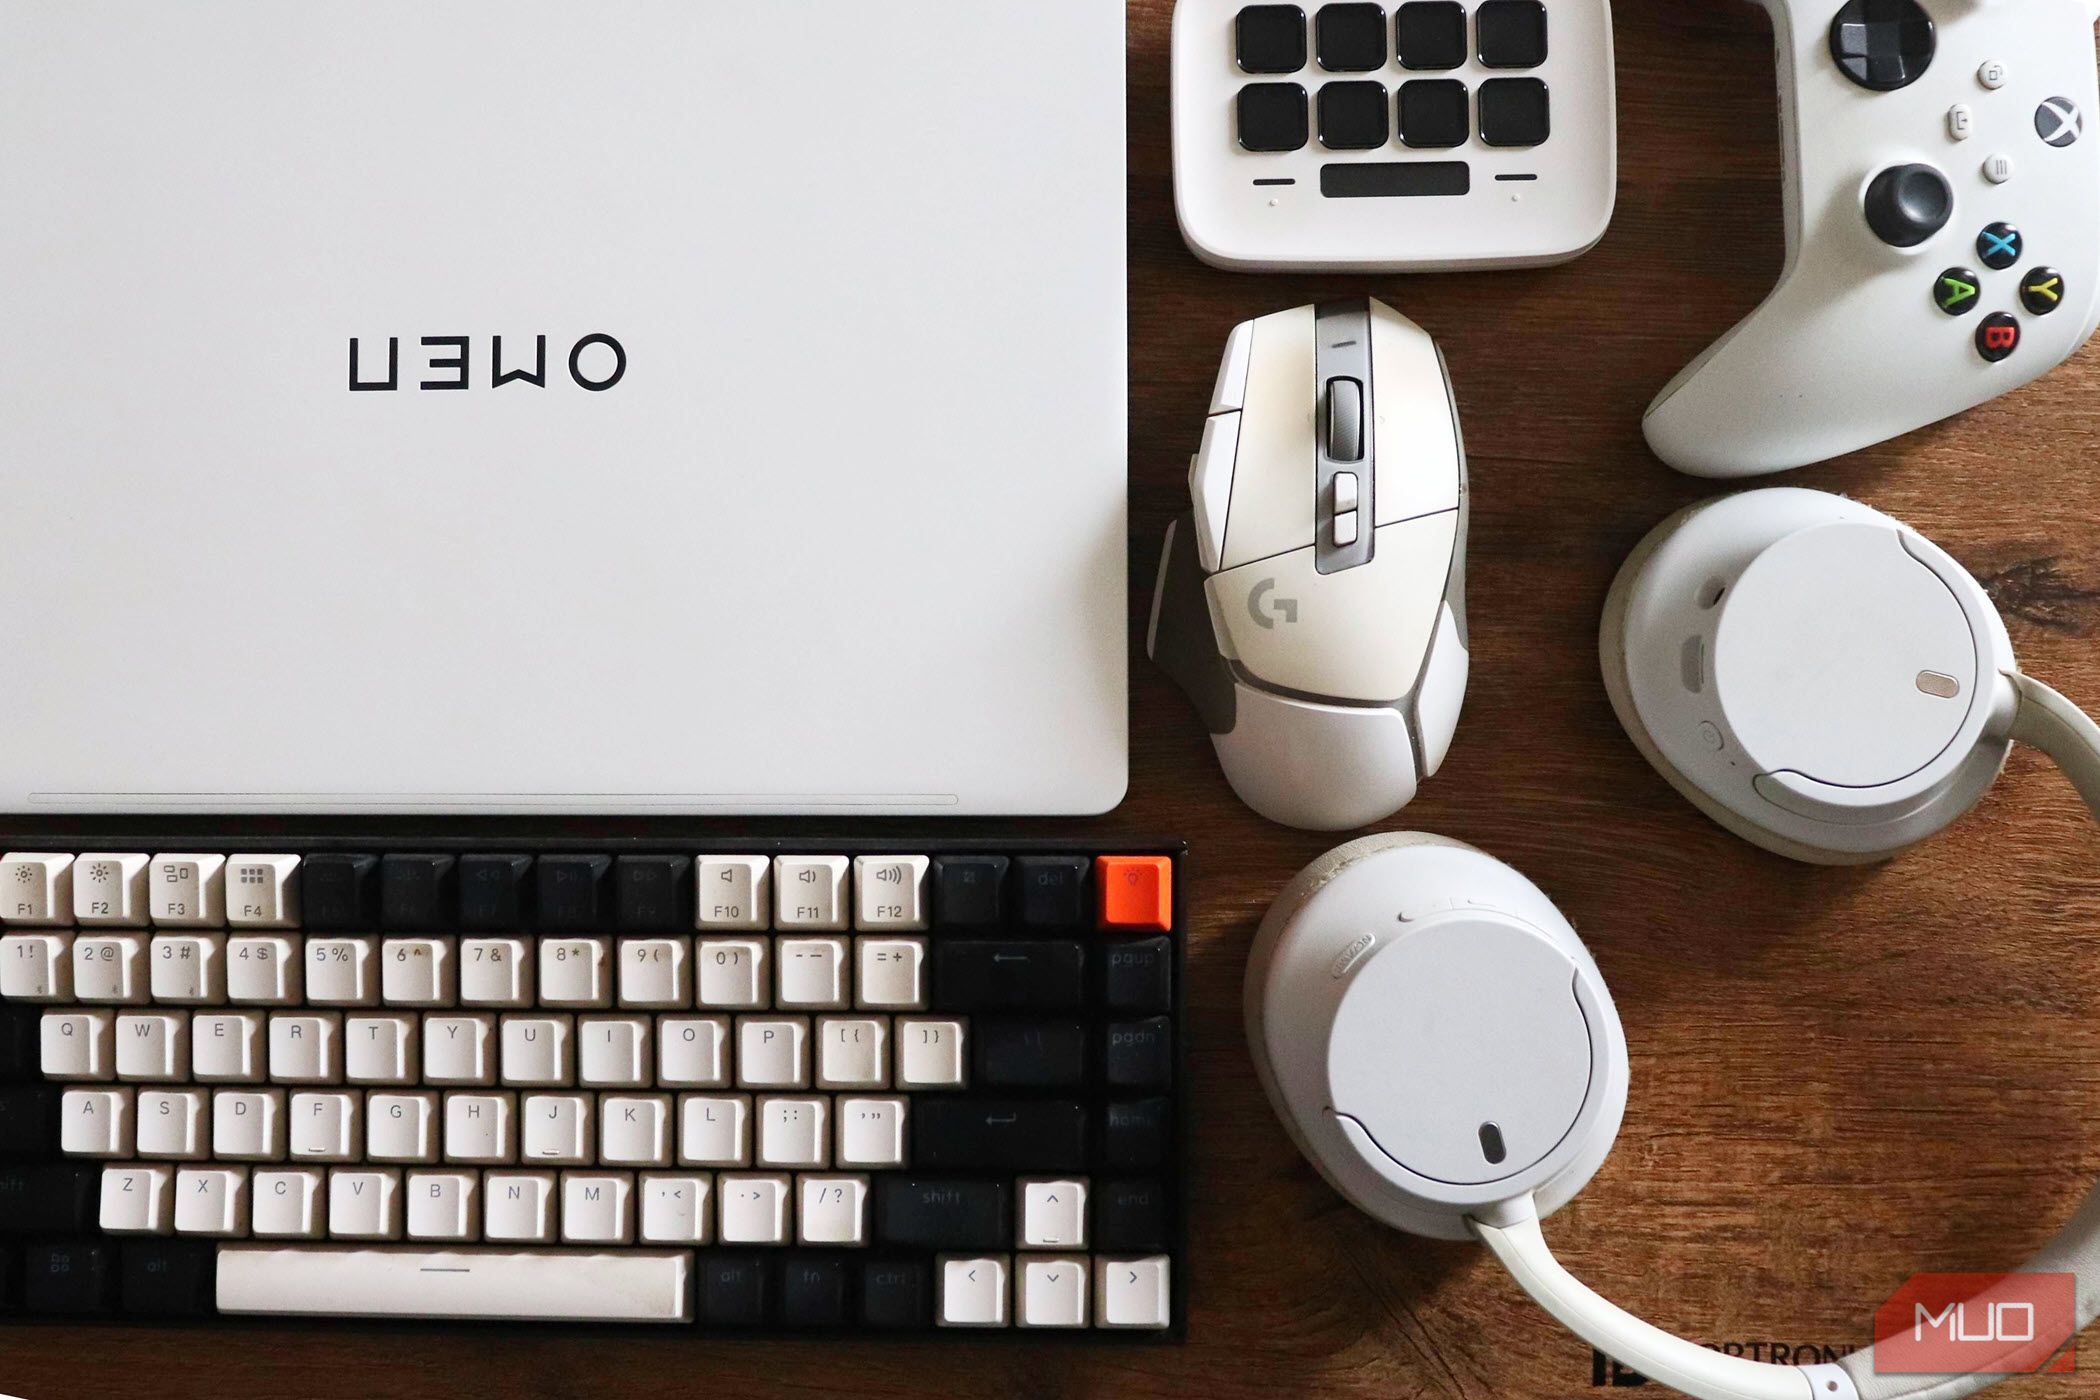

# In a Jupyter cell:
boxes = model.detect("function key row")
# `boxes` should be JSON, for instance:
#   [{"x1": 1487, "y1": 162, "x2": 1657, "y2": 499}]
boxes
[
  {"x1": 1237, "y1": 1, "x2": 1548, "y2": 77},
  {"x1": 1240, "y1": 77, "x2": 1549, "y2": 153}
]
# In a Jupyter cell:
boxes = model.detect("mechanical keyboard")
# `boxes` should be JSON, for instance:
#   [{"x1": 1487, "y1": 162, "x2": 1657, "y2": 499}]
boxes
[{"x1": 0, "y1": 838, "x2": 1185, "y2": 1336}]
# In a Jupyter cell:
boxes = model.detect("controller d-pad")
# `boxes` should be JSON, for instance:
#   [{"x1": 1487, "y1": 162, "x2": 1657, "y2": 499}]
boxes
[{"x1": 1829, "y1": 0, "x2": 1935, "y2": 92}]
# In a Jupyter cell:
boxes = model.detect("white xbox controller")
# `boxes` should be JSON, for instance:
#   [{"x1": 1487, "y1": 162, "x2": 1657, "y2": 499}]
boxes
[
  {"x1": 1146, "y1": 298, "x2": 1469, "y2": 831},
  {"x1": 1644, "y1": 0, "x2": 2100, "y2": 477}
]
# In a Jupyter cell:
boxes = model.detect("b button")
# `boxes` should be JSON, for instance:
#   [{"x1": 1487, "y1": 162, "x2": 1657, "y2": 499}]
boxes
[
  {"x1": 1933, "y1": 267, "x2": 1981, "y2": 315},
  {"x1": 1975, "y1": 312, "x2": 2020, "y2": 362},
  {"x1": 2021, "y1": 267, "x2": 2066, "y2": 315}
]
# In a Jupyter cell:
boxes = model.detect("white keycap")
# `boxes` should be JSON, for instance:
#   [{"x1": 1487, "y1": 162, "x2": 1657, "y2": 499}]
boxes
[
  {"x1": 328, "y1": 1168, "x2": 402, "y2": 1240},
  {"x1": 601, "y1": 1094, "x2": 672, "y2": 1167},
  {"x1": 939, "y1": 1255, "x2": 1010, "y2": 1328},
  {"x1": 60, "y1": 1086, "x2": 133, "y2": 1156},
  {"x1": 1020, "y1": 1177, "x2": 1088, "y2": 1249},
  {"x1": 1019, "y1": 1256, "x2": 1090, "y2": 1328},
  {"x1": 797, "y1": 1173, "x2": 870, "y2": 1245},
  {"x1": 72, "y1": 853, "x2": 149, "y2": 927},
  {"x1": 774, "y1": 856, "x2": 850, "y2": 931},
  {"x1": 836, "y1": 1096, "x2": 909, "y2": 1168},
  {"x1": 459, "y1": 938, "x2": 532, "y2": 1007},
  {"x1": 677, "y1": 1094, "x2": 751, "y2": 1167},
  {"x1": 366, "y1": 1091, "x2": 439, "y2": 1163},
  {"x1": 149, "y1": 933, "x2": 226, "y2": 1004},
  {"x1": 483, "y1": 1171, "x2": 558, "y2": 1243},
  {"x1": 776, "y1": 937, "x2": 848, "y2": 1010},
  {"x1": 268, "y1": 1013, "x2": 341, "y2": 1084},
  {"x1": 521, "y1": 1093, "x2": 592, "y2": 1165},
  {"x1": 500, "y1": 1015, "x2": 573, "y2": 1086},
  {"x1": 658, "y1": 1015, "x2": 730, "y2": 1087},
  {"x1": 716, "y1": 1172, "x2": 791, "y2": 1244},
  {"x1": 618, "y1": 938, "x2": 690, "y2": 1009},
  {"x1": 212, "y1": 1088, "x2": 286, "y2": 1161},
  {"x1": 578, "y1": 1015, "x2": 650, "y2": 1088},
  {"x1": 289, "y1": 1090, "x2": 361, "y2": 1162},
  {"x1": 192, "y1": 1011, "x2": 264, "y2": 1082},
  {"x1": 423, "y1": 1014, "x2": 495, "y2": 1086},
  {"x1": 696, "y1": 938, "x2": 769, "y2": 1009},
  {"x1": 382, "y1": 938, "x2": 456, "y2": 1007},
  {"x1": 757, "y1": 1096, "x2": 828, "y2": 1168},
  {"x1": 216, "y1": 1243, "x2": 691, "y2": 1322},
  {"x1": 175, "y1": 1166, "x2": 249, "y2": 1236},
  {"x1": 561, "y1": 1171, "x2": 634, "y2": 1244},
  {"x1": 853, "y1": 855, "x2": 930, "y2": 931},
  {"x1": 539, "y1": 938, "x2": 610, "y2": 1008},
  {"x1": 252, "y1": 1167, "x2": 326, "y2": 1239},
  {"x1": 72, "y1": 934, "x2": 148, "y2": 1004},
  {"x1": 0, "y1": 852, "x2": 73, "y2": 925},
  {"x1": 306, "y1": 937, "x2": 377, "y2": 1006},
  {"x1": 115, "y1": 1011, "x2": 189, "y2": 1082},
  {"x1": 639, "y1": 1173, "x2": 712, "y2": 1244},
  {"x1": 41, "y1": 1009, "x2": 113, "y2": 1081},
  {"x1": 406, "y1": 1170, "x2": 479, "y2": 1242},
  {"x1": 225, "y1": 855, "x2": 300, "y2": 929},
  {"x1": 344, "y1": 1014, "x2": 418, "y2": 1085},
  {"x1": 816, "y1": 1017, "x2": 889, "y2": 1090},
  {"x1": 100, "y1": 1163, "x2": 174, "y2": 1234},
  {"x1": 1, "y1": 932, "x2": 74, "y2": 1002},
  {"x1": 736, "y1": 1017, "x2": 809, "y2": 1088},
  {"x1": 137, "y1": 1088, "x2": 209, "y2": 1159},
  {"x1": 695, "y1": 856, "x2": 769, "y2": 930},
  {"x1": 226, "y1": 935, "x2": 300, "y2": 1005},
  {"x1": 896, "y1": 1018, "x2": 967, "y2": 1089},
  {"x1": 855, "y1": 937, "x2": 927, "y2": 1010},
  {"x1": 150, "y1": 854, "x2": 226, "y2": 927},
  {"x1": 1094, "y1": 1256, "x2": 1172, "y2": 1329},
  {"x1": 443, "y1": 1092, "x2": 516, "y2": 1165}
]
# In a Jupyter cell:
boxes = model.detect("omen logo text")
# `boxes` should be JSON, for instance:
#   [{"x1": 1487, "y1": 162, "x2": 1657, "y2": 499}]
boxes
[{"x1": 348, "y1": 334, "x2": 627, "y2": 393}]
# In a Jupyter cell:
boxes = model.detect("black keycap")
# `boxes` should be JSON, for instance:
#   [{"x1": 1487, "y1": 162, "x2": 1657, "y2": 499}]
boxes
[
  {"x1": 0, "y1": 1011, "x2": 38, "y2": 1080},
  {"x1": 933, "y1": 856, "x2": 1009, "y2": 930},
  {"x1": 1236, "y1": 3, "x2": 1308, "y2": 73},
  {"x1": 1400, "y1": 78, "x2": 1470, "y2": 148},
  {"x1": 1475, "y1": 0, "x2": 1546, "y2": 66},
  {"x1": 1319, "y1": 81, "x2": 1390, "y2": 149},
  {"x1": 380, "y1": 854, "x2": 455, "y2": 931},
  {"x1": 914, "y1": 1100, "x2": 1088, "y2": 1173},
  {"x1": 861, "y1": 1257, "x2": 931, "y2": 1328},
  {"x1": 1238, "y1": 82, "x2": 1310, "y2": 152},
  {"x1": 780, "y1": 1253, "x2": 852, "y2": 1328},
  {"x1": 1103, "y1": 1097, "x2": 1173, "y2": 1171},
  {"x1": 1104, "y1": 937, "x2": 1174, "y2": 1014},
  {"x1": 536, "y1": 855, "x2": 611, "y2": 931},
  {"x1": 1396, "y1": 0, "x2": 1467, "y2": 69},
  {"x1": 1096, "y1": 1179, "x2": 1171, "y2": 1252},
  {"x1": 458, "y1": 854, "x2": 534, "y2": 930},
  {"x1": 300, "y1": 853, "x2": 378, "y2": 931},
  {"x1": 0, "y1": 1088, "x2": 55, "y2": 1156},
  {"x1": 121, "y1": 1239, "x2": 216, "y2": 1316},
  {"x1": 615, "y1": 855, "x2": 692, "y2": 932},
  {"x1": 934, "y1": 940, "x2": 1084, "y2": 1012},
  {"x1": 1104, "y1": 1017, "x2": 1174, "y2": 1091},
  {"x1": 0, "y1": 1244, "x2": 14, "y2": 1311},
  {"x1": 1478, "y1": 76, "x2": 1549, "y2": 146},
  {"x1": 1317, "y1": 2, "x2": 1388, "y2": 71},
  {"x1": 0, "y1": 1163, "x2": 97, "y2": 1231},
  {"x1": 699, "y1": 1252, "x2": 774, "y2": 1326},
  {"x1": 974, "y1": 1021, "x2": 1087, "y2": 1089},
  {"x1": 23, "y1": 1240, "x2": 113, "y2": 1314},
  {"x1": 1016, "y1": 856, "x2": 1091, "y2": 929},
  {"x1": 875, "y1": 1178, "x2": 1010, "y2": 1251}
]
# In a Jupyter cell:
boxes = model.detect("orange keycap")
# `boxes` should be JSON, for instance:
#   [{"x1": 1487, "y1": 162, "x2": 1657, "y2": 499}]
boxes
[{"x1": 1097, "y1": 856, "x2": 1173, "y2": 932}]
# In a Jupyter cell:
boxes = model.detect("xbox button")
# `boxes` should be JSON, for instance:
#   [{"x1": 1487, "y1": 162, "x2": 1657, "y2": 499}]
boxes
[
  {"x1": 1932, "y1": 267, "x2": 1981, "y2": 316},
  {"x1": 2020, "y1": 267, "x2": 2066, "y2": 316},
  {"x1": 2036, "y1": 97, "x2": 2083, "y2": 147}
]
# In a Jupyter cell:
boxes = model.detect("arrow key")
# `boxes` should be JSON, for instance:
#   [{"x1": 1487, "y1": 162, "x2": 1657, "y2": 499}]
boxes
[
  {"x1": 936, "y1": 1253, "x2": 1009, "y2": 1328},
  {"x1": 1019, "y1": 1176, "x2": 1090, "y2": 1249},
  {"x1": 1094, "y1": 1255, "x2": 1172, "y2": 1330},
  {"x1": 1018, "y1": 1254, "x2": 1090, "y2": 1328}
]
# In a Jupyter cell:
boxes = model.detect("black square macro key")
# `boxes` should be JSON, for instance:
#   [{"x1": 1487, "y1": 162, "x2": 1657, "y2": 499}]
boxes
[
  {"x1": 1400, "y1": 78, "x2": 1470, "y2": 148},
  {"x1": 1316, "y1": 3, "x2": 1388, "y2": 71},
  {"x1": 1237, "y1": 4, "x2": 1309, "y2": 73},
  {"x1": 1320, "y1": 81, "x2": 1391, "y2": 149},
  {"x1": 1396, "y1": 0, "x2": 1467, "y2": 70},
  {"x1": 1238, "y1": 82, "x2": 1311, "y2": 152},
  {"x1": 1475, "y1": 0, "x2": 1547, "y2": 67},
  {"x1": 1478, "y1": 76, "x2": 1549, "y2": 146}
]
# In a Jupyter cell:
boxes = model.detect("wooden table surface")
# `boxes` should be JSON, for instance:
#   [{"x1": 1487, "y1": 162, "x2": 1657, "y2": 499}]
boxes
[{"x1": 11, "y1": 4, "x2": 2100, "y2": 1397}]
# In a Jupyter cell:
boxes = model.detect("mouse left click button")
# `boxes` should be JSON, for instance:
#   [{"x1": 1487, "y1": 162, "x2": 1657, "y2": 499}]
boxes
[{"x1": 1191, "y1": 413, "x2": 1241, "y2": 574}]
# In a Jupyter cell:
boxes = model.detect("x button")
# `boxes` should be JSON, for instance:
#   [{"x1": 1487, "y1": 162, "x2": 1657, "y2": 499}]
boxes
[
  {"x1": 1977, "y1": 221, "x2": 2023, "y2": 270},
  {"x1": 2036, "y1": 97, "x2": 2083, "y2": 147}
]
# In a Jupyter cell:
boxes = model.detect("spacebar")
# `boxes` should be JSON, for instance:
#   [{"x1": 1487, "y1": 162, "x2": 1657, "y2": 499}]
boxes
[{"x1": 217, "y1": 1245, "x2": 693, "y2": 1322}]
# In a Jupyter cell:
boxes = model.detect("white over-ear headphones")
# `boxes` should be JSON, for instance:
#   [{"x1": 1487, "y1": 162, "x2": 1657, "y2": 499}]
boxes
[{"x1": 1246, "y1": 489, "x2": 2100, "y2": 1400}]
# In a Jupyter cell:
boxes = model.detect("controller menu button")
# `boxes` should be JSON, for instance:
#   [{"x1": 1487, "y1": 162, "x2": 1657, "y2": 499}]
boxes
[
  {"x1": 1829, "y1": 0, "x2": 1935, "y2": 92},
  {"x1": 1932, "y1": 268, "x2": 1981, "y2": 317},
  {"x1": 1975, "y1": 312, "x2": 2021, "y2": 363},
  {"x1": 1977, "y1": 222, "x2": 2023, "y2": 270},
  {"x1": 2020, "y1": 268, "x2": 2066, "y2": 317}
]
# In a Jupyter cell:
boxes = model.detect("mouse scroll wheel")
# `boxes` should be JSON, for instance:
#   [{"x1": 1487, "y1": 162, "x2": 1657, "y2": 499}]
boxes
[{"x1": 1325, "y1": 377, "x2": 1365, "y2": 464}]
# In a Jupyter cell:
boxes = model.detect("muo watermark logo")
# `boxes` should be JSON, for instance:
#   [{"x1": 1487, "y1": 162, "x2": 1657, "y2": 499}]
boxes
[{"x1": 1873, "y1": 1272, "x2": 2076, "y2": 1377}]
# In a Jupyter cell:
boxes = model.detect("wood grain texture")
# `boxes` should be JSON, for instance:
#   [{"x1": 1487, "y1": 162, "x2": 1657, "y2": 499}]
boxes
[{"x1": 9, "y1": 4, "x2": 2100, "y2": 1396}]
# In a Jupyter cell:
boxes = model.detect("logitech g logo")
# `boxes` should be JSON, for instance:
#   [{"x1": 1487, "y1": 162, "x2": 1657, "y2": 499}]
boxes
[
  {"x1": 1249, "y1": 577, "x2": 1300, "y2": 630},
  {"x1": 348, "y1": 334, "x2": 627, "y2": 392}
]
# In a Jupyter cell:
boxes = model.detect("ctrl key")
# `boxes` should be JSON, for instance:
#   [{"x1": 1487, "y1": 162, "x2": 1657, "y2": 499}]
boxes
[
  {"x1": 936, "y1": 1253, "x2": 1009, "y2": 1327},
  {"x1": 24, "y1": 1239, "x2": 116, "y2": 1314}
]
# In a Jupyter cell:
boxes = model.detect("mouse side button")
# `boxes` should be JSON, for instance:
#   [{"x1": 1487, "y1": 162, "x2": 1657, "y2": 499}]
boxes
[{"x1": 1210, "y1": 319, "x2": 1256, "y2": 416}]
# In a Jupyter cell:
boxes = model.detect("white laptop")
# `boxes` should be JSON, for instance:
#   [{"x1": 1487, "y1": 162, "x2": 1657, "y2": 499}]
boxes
[{"x1": 0, "y1": 0, "x2": 1128, "y2": 815}]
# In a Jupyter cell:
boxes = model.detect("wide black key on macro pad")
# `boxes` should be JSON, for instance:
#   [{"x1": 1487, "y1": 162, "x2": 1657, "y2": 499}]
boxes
[
  {"x1": 874, "y1": 1178, "x2": 1010, "y2": 1251},
  {"x1": 933, "y1": 940, "x2": 1084, "y2": 1011},
  {"x1": 974, "y1": 1021, "x2": 1087, "y2": 1088},
  {"x1": 0, "y1": 1162, "x2": 97, "y2": 1231},
  {"x1": 23, "y1": 1239, "x2": 115, "y2": 1314},
  {"x1": 913, "y1": 1099, "x2": 1087, "y2": 1172}
]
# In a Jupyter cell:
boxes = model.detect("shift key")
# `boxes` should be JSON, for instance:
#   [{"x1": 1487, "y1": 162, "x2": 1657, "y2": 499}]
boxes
[
  {"x1": 875, "y1": 1177, "x2": 1010, "y2": 1251},
  {"x1": 914, "y1": 1099, "x2": 1087, "y2": 1172}
]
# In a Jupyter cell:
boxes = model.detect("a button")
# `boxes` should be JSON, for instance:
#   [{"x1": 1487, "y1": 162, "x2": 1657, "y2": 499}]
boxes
[
  {"x1": 1400, "y1": 78, "x2": 1470, "y2": 148},
  {"x1": 1978, "y1": 58, "x2": 2007, "y2": 90},
  {"x1": 2021, "y1": 266, "x2": 2066, "y2": 315},
  {"x1": 1478, "y1": 77, "x2": 1549, "y2": 147},
  {"x1": 1237, "y1": 4, "x2": 1309, "y2": 73},
  {"x1": 1977, "y1": 222, "x2": 2022, "y2": 268},
  {"x1": 1862, "y1": 163, "x2": 1951, "y2": 247},
  {"x1": 1947, "y1": 103, "x2": 1973, "y2": 141},
  {"x1": 1932, "y1": 267, "x2": 1981, "y2": 316},
  {"x1": 1982, "y1": 152, "x2": 2013, "y2": 184},
  {"x1": 1318, "y1": 81, "x2": 1391, "y2": 150},
  {"x1": 1396, "y1": 0, "x2": 1466, "y2": 70},
  {"x1": 1316, "y1": 2, "x2": 1389, "y2": 71},
  {"x1": 1096, "y1": 857, "x2": 1173, "y2": 933},
  {"x1": 1238, "y1": 82, "x2": 1311, "y2": 152},
  {"x1": 1975, "y1": 312, "x2": 2020, "y2": 362},
  {"x1": 1333, "y1": 472, "x2": 1360, "y2": 512},
  {"x1": 1333, "y1": 511, "x2": 1361, "y2": 547},
  {"x1": 1476, "y1": 0, "x2": 1546, "y2": 68},
  {"x1": 2036, "y1": 97, "x2": 2083, "y2": 147},
  {"x1": 1828, "y1": 0, "x2": 1934, "y2": 91},
  {"x1": 1324, "y1": 377, "x2": 1365, "y2": 461}
]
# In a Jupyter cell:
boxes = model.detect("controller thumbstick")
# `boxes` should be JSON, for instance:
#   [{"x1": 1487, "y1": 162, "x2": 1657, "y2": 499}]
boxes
[{"x1": 1864, "y1": 163, "x2": 1953, "y2": 248}]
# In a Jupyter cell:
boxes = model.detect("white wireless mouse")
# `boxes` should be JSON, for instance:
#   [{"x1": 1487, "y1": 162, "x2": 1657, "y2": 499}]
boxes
[{"x1": 1147, "y1": 298, "x2": 1469, "y2": 831}]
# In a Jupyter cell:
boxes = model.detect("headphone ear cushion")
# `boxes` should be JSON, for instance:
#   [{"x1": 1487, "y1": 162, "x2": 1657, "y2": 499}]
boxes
[{"x1": 1256, "y1": 830, "x2": 1482, "y2": 933}]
